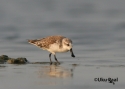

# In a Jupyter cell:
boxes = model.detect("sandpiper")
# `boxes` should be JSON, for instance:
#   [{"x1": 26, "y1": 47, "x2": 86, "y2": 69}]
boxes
[{"x1": 28, "y1": 35, "x2": 75, "y2": 64}]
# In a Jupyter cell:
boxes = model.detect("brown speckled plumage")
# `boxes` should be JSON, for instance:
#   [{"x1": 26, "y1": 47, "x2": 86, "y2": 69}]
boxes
[{"x1": 28, "y1": 35, "x2": 66, "y2": 49}]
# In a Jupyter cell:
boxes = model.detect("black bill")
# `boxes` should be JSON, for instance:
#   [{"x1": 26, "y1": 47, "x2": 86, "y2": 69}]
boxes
[{"x1": 70, "y1": 48, "x2": 75, "y2": 57}]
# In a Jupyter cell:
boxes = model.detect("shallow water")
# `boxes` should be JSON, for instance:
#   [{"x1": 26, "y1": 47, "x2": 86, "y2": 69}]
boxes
[
  {"x1": 0, "y1": 0, "x2": 125, "y2": 89},
  {"x1": 0, "y1": 62, "x2": 125, "y2": 89}
]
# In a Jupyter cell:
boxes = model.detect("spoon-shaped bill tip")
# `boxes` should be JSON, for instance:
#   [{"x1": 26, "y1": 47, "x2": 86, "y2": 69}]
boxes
[{"x1": 70, "y1": 48, "x2": 75, "y2": 58}]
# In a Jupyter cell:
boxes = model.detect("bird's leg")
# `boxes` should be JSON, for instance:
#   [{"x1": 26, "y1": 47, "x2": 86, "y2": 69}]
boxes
[
  {"x1": 49, "y1": 53, "x2": 52, "y2": 64},
  {"x1": 70, "y1": 48, "x2": 75, "y2": 57},
  {"x1": 54, "y1": 55, "x2": 60, "y2": 64}
]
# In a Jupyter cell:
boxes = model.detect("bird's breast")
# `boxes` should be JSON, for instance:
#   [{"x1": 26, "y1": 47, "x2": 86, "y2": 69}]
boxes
[{"x1": 49, "y1": 43, "x2": 69, "y2": 53}]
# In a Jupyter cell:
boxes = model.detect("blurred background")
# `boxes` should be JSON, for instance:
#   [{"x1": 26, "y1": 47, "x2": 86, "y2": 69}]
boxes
[{"x1": 0, "y1": 0, "x2": 125, "y2": 62}]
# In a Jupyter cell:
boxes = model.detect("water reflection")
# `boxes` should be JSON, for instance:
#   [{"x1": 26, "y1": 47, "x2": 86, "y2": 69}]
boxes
[
  {"x1": 34, "y1": 64, "x2": 75, "y2": 85},
  {"x1": 37, "y1": 64, "x2": 73, "y2": 78}
]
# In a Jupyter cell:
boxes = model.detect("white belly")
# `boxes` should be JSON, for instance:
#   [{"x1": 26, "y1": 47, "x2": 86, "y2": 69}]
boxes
[{"x1": 48, "y1": 43, "x2": 69, "y2": 53}]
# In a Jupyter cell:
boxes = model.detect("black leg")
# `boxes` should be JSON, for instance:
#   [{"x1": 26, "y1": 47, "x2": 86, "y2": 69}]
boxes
[
  {"x1": 54, "y1": 55, "x2": 60, "y2": 64},
  {"x1": 49, "y1": 53, "x2": 52, "y2": 64}
]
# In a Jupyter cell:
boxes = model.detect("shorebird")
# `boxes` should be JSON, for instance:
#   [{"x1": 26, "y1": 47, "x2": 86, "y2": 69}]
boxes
[{"x1": 28, "y1": 35, "x2": 75, "y2": 64}]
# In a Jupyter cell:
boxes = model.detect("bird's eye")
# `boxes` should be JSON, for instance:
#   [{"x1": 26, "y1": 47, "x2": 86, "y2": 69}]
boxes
[{"x1": 66, "y1": 44, "x2": 69, "y2": 46}]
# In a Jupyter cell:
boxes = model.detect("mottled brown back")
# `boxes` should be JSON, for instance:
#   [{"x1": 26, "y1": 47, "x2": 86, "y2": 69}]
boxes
[{"x1": 28, "y1": 35, "x2": 66, "y2": 49}]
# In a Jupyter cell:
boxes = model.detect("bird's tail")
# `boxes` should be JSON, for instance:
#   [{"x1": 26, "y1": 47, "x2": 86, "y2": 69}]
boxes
[
  {"x1": 28, "y1": 39, "x2": 39, "y2": 45},
  {"x1": 28, "y1": 39, "x2": 42, "y2": 48},
  {"x1": 28, "y1": 39, "x2": 34, "y2": 44}
]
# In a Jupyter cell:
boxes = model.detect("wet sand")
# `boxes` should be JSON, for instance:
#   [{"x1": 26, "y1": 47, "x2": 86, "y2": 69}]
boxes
[{"x1": 0, "y1": 60, "x2": 125, "y2": 89}]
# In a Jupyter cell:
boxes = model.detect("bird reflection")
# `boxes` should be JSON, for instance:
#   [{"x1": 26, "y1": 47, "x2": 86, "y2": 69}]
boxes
[{"x1": 37, "y1": 64, "x2": 73, "y2": 78}]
